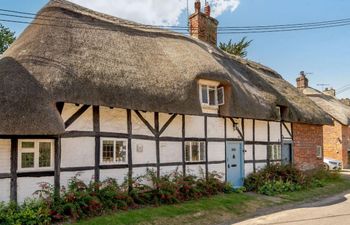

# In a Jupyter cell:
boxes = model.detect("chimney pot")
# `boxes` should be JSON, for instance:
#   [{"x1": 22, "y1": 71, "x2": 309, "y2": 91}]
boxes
[
  {"x1": 204, "y1": 2, "x2": 211, "y2": 17},
  {"x1": 195, "y1": 0, "x2": 201, "y2": 13},
  {"x1": 296, "y1": 71, "x2": 309, "y2": 90}
]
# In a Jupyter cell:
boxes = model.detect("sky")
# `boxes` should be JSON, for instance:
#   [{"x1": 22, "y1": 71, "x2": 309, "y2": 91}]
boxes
[{"x1": 2, "y1": 0, "x2": 350, "y2": 98}]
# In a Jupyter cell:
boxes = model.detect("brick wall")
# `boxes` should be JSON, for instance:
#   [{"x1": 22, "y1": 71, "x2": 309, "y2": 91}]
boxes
[
  {"x1": 293, "y1": 123, "x2": 323, "y2": 170},
  {"x1": 189, "y1": 13, "x2": 218, "y2": 46},
  {"x1": 323, "y1": 121, "x2": 349, "y2": 168},
  {"x1": 341, "y1": 125, "x2": 350, "y2": 167}
]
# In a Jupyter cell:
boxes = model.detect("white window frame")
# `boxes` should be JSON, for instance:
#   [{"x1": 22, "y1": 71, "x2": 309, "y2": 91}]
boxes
[
  {"x1": 100, "y1": 138, "x2": 128, "y2": 165},
  {"x1": 198, "y1": 80, "x2": 224, "y2": 108},
  {"x1": 268, "y1": 144, "x2": 281, "y2": 160},
  {"x1": 316, "y1": 146, "x2": 323, "y2": 159},
  {"x1": 185, "y1": 141, "x2": 206, "y2": 162},
  {"x1": 18, "y1": 139, "x2": 55, "y2": 172}
]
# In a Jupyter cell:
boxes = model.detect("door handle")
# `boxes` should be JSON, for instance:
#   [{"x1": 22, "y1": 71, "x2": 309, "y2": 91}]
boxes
[{"x1": 232, "y1": 164, "x2": 237, "y2": 167}]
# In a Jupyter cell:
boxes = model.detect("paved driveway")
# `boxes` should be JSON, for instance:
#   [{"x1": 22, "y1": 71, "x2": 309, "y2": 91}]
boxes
[{"x1": 234, "y1": 192, "x2": 350, "y2": 225}]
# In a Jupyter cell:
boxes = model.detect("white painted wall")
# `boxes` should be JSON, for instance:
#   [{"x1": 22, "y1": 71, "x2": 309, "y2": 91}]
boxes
[
  {"x1": 159, "y1": 114, "x2": 182, "y2": 137},
  {"x1": 208, "y1": 142, "x2": 225, "y2": 161},
  {"x1": 100, "y1": 107, "x2": 127, "y2": 133},
  {"x1": 244, "y1": 163, "x2": 254, "y2": 176},
  {"x1": 60, "y1": 170, "x2": 94, "y2": 187},
  {"x1": 208, "y1": 163, "x2": 225, "y2": 179},
  {"x1": 132, "y1": 111, "x2": 154, "y2": 136},
  {"x1": 0, "y1": 140, "x2": 10, "y2": 173},
  {"x1": 282, "y1": 122, "x2": 292, "y2": 139},
  {"x1": 270, "y1": 122, "x2": 281, "y2": 142},
  {"x1": 0, "y1": 179, "x2": 10, "y2": 202},
  {"x1": 244, "y1": 119, "x2": 254, "y2": 141},
  {"x1": 244, "y1": 145, "x2": 253, "y2": 161},
  {"x1": 62, "y1": 104, "x2": 93, "y2": 131},
  {"x1": 255, "y1": 120, "x2": 268, "y2": 142},
  {"x1": 207, "y1": 117, "x2": 225, "y2": 138},
  {"x1": 159, "y1": 142, "x2": 182, "y2": 163},
  {"x1": 61, "y1": 137, "x2": 95, "y2": 167},
  {"x1": 226, "y1": 118, "x2": 243, "y2": 139},
  {"x1": 17, "y1": 177, "x2": 54, "y2": 203},
  {"x1": 160, "y1": 166, "x2": 182, "y2": 176},
  {"x1": 185, "y1": 115, "x2": 205, "y2": 138},
  {"x1": 186, "y1": 165, "x2": 206, "y2": 178},
  {"x1": 255, "y1": 145, "x2": 267, "y2": 160},
  {"x1": 100, "y1": 168, "x2": 128, "y2": 185},
  {"x1": 132, "y1": 140, "x2": 156, "y2": 164}
]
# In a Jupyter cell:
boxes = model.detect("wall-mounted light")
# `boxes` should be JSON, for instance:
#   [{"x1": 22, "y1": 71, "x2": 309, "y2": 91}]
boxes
[{"x1": 136, "y1": 144, "x2": 143, "y2": 153}]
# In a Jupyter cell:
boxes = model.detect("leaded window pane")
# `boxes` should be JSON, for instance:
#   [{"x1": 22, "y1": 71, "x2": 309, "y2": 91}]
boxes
[
  {"x1": 185, "y1": 142, "x2": 191, "y2": 162},
  {"x1": 200, "y1": 142, "x2": 205, "y2": 161},
  {"x1": 115, "y1": 141, "x2": 126, "y2": 163},
  {"x1": 201, "y1": 85, "x2": 208, "y2": 104},
  {"x1": 22, "y1": 152, "x2": 34, "y2": 168},
  {"x1": 209, "y1": 87, "x2": 216, "y2": 106},
  {"x1": 39, "y1": 142, "x2": 51, "y2": 167},
  {"x1": 192, "y1": 142, "x2": 199, "y2": 161},
  {"x1": 103, "y1": 140, "x2": 114, "y2": 163},
  {"x1": 22, "y1": 142, "x2": 34, "y2": 148}
]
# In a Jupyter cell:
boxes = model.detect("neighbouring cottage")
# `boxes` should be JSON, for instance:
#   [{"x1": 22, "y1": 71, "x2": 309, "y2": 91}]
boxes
[
  {"x1": 297, "y1": 72, "x2": 350, "y2": 168},
  {"x1": 0, "y1": 0, "x2": 332, "y2": 203}
]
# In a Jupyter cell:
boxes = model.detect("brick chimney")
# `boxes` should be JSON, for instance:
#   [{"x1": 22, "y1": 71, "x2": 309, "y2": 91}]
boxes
[
  {"x1": 296, "y1": 71, "x2": 309, "y2": 90},
  {"x1": 189, "y1": 0, "x2": 219, "y2": 46},
  {"x1": 323, "y1": 88, "x2": 336, "y2": 97}
]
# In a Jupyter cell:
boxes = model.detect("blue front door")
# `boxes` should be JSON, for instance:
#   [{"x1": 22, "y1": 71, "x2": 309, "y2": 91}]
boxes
[{"x1": 226, "y1": 142, "x2": 244, "y2": 187}]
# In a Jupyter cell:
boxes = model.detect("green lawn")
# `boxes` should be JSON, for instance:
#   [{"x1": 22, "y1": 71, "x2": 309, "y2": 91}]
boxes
[{"x1": 74, "y1": 179, "x2": 350, "y2": 225}]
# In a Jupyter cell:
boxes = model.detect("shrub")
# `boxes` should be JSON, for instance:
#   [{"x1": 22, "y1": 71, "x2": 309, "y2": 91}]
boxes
[{"x1": 244, "y1": 164, "x2": 340, "y2": 196}]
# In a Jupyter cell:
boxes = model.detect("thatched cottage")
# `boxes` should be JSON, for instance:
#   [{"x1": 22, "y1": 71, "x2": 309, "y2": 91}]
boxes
[
  {"x1": 0, "y1": 0, "x2": 332, "y2": 203},
  {"x1": 297, "y1": 72, "x2": 350, "y2": 168}
]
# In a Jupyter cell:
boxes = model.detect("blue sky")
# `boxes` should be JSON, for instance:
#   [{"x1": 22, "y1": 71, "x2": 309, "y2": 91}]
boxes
[{"x1": 2, "y1": 0, "x2": 350, "y2": 98}]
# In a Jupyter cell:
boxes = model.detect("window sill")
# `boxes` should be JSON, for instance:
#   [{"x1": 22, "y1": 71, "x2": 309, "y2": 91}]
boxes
[{"x1": 17, "y1": 167, "x2": 54, "y2": 173}]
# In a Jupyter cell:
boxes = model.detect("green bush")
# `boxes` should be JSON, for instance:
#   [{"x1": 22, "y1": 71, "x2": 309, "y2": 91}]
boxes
[
  {"x1": 0, "y1": 170, "x2": 232, "y2": 224},
  {"x1": 244, "y1": 164, "x2": 340, "y2": 196}
]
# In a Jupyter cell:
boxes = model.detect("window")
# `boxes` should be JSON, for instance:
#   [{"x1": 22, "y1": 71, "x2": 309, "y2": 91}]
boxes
[
  {"x1": 316, "y1": 146, "x2": 323, "y2": 159},
  {"x1": 18, "y1": 140, "x2": 54, "y2": 171},
  {"x1": 185, "y1": 141, "x2": 205, "y2": 162},
  {"x1": 268, "y1": 144, "x2": 281, "y2": 160},
  {"x1": 101, "y1": 139, "x2": 127, "y2": 164},
  {"x1": 200, "y1": 84, "x2": 225, "y2": 107}
]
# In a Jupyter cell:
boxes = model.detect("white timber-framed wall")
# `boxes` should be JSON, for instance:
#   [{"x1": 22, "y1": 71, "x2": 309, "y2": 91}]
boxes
[{"x1": 0, "y1": 103, "x2": 293, "y2": 203}]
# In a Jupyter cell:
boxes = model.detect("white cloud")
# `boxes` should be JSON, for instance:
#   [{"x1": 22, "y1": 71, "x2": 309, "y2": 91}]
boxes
[{"x1": 68, "y1": 0, "x2": 240, "y2": 25}]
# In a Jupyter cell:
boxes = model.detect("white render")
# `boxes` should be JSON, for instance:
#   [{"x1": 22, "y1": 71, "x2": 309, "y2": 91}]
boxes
[
  {"x1": 0, "y1": 140, "x2": 10, "y2": 173},
  {"x1": 1, "y1": 104, "x2": 291, "y2": 203}
]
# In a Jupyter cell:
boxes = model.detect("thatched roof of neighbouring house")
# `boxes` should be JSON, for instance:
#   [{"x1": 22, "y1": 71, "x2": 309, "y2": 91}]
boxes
[
  {"x1": 0, "y1": 0, "x2": 332, "y2": 135},
  {"x1": 303, "y1": 88, "x2": 350, "y2": 125}
]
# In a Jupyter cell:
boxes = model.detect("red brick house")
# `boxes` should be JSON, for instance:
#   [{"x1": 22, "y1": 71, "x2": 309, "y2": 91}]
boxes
[{"x1": 297, "y1": 72, "x2": 350, "y2": 168}]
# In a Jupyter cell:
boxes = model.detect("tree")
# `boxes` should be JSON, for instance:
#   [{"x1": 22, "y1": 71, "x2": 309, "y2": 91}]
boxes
[
  {"x1": 0, "y1": 24, "x2": 16, "y2": 54},
  {"x1": 219, "y1": 37, "x2": 252, "y2": 58}
]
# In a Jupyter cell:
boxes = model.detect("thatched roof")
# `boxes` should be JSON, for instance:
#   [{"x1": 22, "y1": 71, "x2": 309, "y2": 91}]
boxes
[
  {"x1": 303, "y1": 88, "x2": 350, "y2": 125},
  {"x1": 0, "y1": 0, "x2": 332, "y2": 135}
]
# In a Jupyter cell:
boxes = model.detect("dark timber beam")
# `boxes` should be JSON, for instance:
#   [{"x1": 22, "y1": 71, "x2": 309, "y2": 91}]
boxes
[
  {"x1": 155, "y1": 112, "x2": 160, "y2": 178},
  {"x1": 127, "y1": 109, "x2": 133, "y2": 191},
  {"x1": 229, "y1": 118, "x2": 244, "y2": 139},
  {"x1": 159, "y1": 114, "x2": 178, "y2": 135},
  {"x1": 252, "y1": 119, "x2": 256, "y2": 173},
  {"x1": 64, "y1": 105, "x2": 90, "y2": 129},
  {"x1": 93, "y1": 106, "x2": 100, "y2": 183},
  {"x1": 134, "y1": 110, "x2": 156, "y2": 136},
  {"x1": 282, "y1": 122, "x2": 293, "y2": 138},
  {"x1": 10, "y1": 138, "x2": 18, "y2": 203},
  {"x1": 182, "y1": 115, "x2": 186, "y2": 176},
  {"x1": 54, "y1": 137, "x2": 61, "y2": 194}
]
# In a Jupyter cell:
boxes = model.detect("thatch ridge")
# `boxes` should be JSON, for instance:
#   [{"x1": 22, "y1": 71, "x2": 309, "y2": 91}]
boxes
[
  {"x1": 0, "y1": 0, "x2": 332, "y2": 135},
  {"x1": 303, "y1": 87, "x2": 350, "y2": 125}
]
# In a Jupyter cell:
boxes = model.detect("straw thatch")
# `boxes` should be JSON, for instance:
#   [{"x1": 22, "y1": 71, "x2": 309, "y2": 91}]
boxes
[
  {"x1": 0, "y1": 0, "x2": 332, "y2": 135},
  {"x1": 303, "y1": 88, "x2": 350, "y2": 125}
]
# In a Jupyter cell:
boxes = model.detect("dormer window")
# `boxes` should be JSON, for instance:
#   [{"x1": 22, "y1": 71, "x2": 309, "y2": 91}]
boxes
[{"x1": 199, "y1": 80, "x2": 224, "y2": 108}]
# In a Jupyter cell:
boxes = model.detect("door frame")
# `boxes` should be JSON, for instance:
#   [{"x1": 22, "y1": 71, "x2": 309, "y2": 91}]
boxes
[
  {"x1": 282, "y1": 138, "x2": 294, "y2": 165},
  {"x1": 226, "y1": 141, "x2": 245, "y2": 187}
]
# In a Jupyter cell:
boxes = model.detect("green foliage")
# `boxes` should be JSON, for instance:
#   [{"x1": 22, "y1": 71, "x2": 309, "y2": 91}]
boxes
[
  {"x1": 244, "y1": 164, "x2": 341, "y2": 196},
  {"x1": 0, "y1": 170, "x2": 232, "y2": 224},
  {"x1": 0, "y1": 24, "x2": 15, "y2": 54},
  {"x1": 219, "y1": 37, "x2": 252, "y2": 58},
  {"x1": 0, "y1": 200, "x2": 50, "y2": 225}
]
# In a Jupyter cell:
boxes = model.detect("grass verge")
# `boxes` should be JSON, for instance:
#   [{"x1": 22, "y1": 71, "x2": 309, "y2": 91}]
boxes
[{"x1": 74, "y1": 179, "x2": 350, "y2": 225}]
